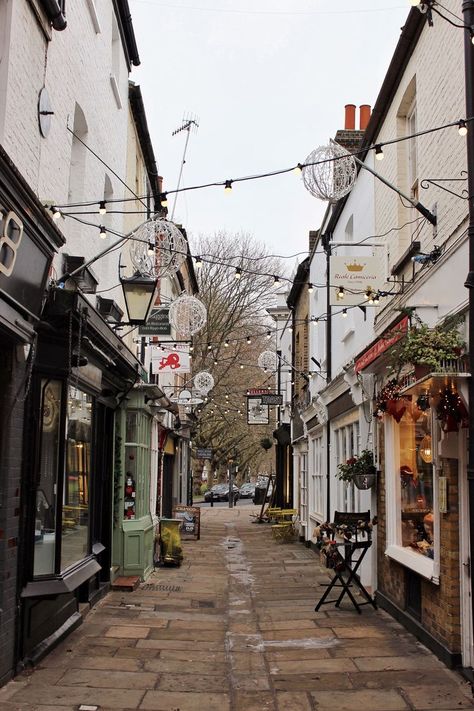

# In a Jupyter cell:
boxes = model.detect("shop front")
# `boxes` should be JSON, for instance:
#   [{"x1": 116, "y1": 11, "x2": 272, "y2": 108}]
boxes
[
  {"x1": 356, "y1": 316, "x2": 468, "y2": 667},
  {"x1": 0, "y1": 148, "x2": 64, "y2": 684},
  {"x1": 18, "y1": 288, "x2": 142, "y2": 665}
]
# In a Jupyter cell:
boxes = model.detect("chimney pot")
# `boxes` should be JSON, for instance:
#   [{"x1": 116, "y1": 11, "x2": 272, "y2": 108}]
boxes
[
  {"x1": 344, "y1": 104, "x2": 356, "y2": 130},
  {"x1": 359, "y1": 104, "x2": 371, "y2": 131}
]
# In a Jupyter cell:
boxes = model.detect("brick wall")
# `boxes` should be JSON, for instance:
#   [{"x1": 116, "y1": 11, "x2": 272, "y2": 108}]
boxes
[
  {"x1": 377, "y1": 424, "x2": 461, "y2": 655},
  {"x1": 0, "y1": 345, "x2": 26, "y2": 684}
]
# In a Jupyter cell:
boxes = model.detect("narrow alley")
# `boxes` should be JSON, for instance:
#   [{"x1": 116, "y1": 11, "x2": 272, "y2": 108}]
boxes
[{"x1": 0, "y1": 506, "x2": 472, "y2": 711}]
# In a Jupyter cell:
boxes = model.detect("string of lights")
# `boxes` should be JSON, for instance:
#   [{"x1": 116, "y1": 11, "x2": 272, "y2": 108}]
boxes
[{"x1": 50, "y1": 116, "x2": 474, "y2": 218}]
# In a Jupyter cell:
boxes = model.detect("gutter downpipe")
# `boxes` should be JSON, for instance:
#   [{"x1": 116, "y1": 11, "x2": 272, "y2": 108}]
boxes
[
  {"x1": 462, "y1": 0, "x2": 474, "y2": 673},
  {"x1": 323, "y1": 233, "x2": 332, "y2": 522}
]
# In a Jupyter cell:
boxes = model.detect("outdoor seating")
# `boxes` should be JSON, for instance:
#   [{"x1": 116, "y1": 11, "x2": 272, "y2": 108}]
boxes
[{"x1": 314, "y1": 511, "x2": 376, "y2": 614}]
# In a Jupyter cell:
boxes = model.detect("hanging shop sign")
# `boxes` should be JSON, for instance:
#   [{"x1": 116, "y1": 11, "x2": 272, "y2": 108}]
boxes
[
  {"x1": 173, "y1": 505, "x2": 201, "y2": 540},
  {"x1": 355, "y1": 316, "x2": 409, "y2": 373},
  {"x1": 138, "y1": 307, "x2": 171, "y2": 336},
  {"x1": 196, "y1": 447, "x2": 213, "y2": 459},
  {"x1": 260, "y1": 393, "x2": 283, "y2": 405},
  {"x1": 247, "y1": 395, "x2": 270, "y2": 425},
  {"x1": 329, "y1": 255, "x2": 384, "y2": 306},
  {"x1": 151, "y1": 345, "x2": 190, "y2": 374}
]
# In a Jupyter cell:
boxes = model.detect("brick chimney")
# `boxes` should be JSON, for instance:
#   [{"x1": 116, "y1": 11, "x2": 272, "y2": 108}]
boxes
[
  {"x1": 359, "y1": 104, "x2": 371, "y2": 131},
  {"x1": 335, "y1": 103, "x2": 370, "y2": 154}
]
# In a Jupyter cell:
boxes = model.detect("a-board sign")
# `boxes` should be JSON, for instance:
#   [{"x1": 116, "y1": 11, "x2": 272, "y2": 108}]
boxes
[
  {"x1": 173, "y1": 505, "x2": 201, "y2": 540},
  {"x1": 260, "y1": 394, "x2": 283, "y2": 405},
  {"x1": 196, "y1": 447, "x2": 213, "y2": 459}
]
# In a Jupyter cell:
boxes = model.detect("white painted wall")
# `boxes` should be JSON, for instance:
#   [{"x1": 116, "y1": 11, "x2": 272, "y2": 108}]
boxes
[{"x1": 0, "y1": 0, "x2": 133, "y2": 308}]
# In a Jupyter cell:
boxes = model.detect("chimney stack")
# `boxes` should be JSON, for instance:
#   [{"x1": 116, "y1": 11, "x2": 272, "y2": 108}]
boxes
[
  {"x1": 359, "y1": 105, "x2": 371, "y2": 131},
  {"x1": 344, "y1": 104, "x2": 356, "y2": 130}
]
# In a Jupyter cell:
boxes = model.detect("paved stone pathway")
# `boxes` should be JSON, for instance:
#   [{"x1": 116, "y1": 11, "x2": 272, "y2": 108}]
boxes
[{"x1": 1, "y1": 505, "x2": 473, "y2": 710}]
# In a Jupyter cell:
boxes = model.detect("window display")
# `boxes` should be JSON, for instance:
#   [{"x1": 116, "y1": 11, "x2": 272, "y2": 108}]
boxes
[
  {"x1": 61, "y1": 386, "x2": 92, "y2": 570},
  {"x1": 34, "y1": 379, "x2": 61, "y2": 576},
  {"x1": 398, "y1": 405, "x2": 434, "y2": 558}
]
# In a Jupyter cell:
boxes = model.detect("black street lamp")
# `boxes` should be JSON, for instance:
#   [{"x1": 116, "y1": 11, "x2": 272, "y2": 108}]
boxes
[{"x1": 120, "y1": 271, "x2": 158, "y2": 325}]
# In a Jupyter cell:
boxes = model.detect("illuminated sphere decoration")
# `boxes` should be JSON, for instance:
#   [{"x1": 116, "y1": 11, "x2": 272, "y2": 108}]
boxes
[
  {"x1": 258, "y1": 350, "x2": 278, "y2": 372},
  {"x1": 129, "y1": 218, "x2": 187, "y2": 278},
  {"x1": 169, "y1": 294, "x2": 207, "y2": 337},
  {"x1": 302, "y1": 139, "x2": 356, "y2": 202},
  {"x1": 194, "y1": 371, "x2": 215, "y2": 394}
]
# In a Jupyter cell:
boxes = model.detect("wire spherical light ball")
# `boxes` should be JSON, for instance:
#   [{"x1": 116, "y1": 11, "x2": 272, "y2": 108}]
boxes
[
  {"x1": 169, "y1": 294, "x2": 207, "y2": 337},
  {"x1": 302, "y1": 140, "x2": 356, "y2": 203},
  {"x1": 129, "y1": 218, "x2": 188, "y2": 278},
  {"x1": 258, "y1": 350, "x2": 277, "y2": 372},
  {"x1": 194, "y1": 371, "x2": 215, "y2": 394}
]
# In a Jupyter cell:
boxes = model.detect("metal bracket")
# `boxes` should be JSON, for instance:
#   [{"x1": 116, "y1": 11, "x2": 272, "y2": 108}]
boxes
[{"x1": 420, "y1": 172, "x2": 468, "y2": 200}]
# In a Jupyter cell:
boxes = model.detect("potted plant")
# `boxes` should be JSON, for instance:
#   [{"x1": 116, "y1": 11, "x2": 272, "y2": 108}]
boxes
[
  {"x1": 336, "y1": 449, "x2": 377, "y2": 490},
  {"x1": 389, "y1": 322, "x2": 465, "y2": 378}
]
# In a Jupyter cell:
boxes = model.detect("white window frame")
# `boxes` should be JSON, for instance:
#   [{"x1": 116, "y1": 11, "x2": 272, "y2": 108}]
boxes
[
  {"x1": 384, "y1": 416, "x2": 440, "y2": 584},
  {"x1": 309, "y1": 432, "x2": 325, "y2": 522},
  {"x1": 299, "y1": 452, "x2": 308, "y2": 528},
  {"x1": 407, "y1": 102, "x2": 418, "y2": 195},
  {"x1": 333, "y1": 414, "x2": 360, "y2": 515}
]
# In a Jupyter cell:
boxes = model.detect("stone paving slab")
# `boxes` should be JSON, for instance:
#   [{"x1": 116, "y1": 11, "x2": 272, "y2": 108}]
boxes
[{"x1": 0, "y1": 505, "x2": 473, "y2": 710}]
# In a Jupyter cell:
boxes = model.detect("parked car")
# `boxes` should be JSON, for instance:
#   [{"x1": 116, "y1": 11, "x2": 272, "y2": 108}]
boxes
[
  {"x1": 204, "y1": 484, "x2": 227, "y2": 502},
  {"x1": 220, "y1": 484, "x2": 240, "y2": 503},
  {"x1": 239, "y1": 483, "x2": 256, "y2": 499}
]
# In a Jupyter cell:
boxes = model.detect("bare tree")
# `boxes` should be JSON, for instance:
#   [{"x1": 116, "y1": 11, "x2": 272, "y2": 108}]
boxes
[{"x1": 191, "y1": 231, "x2": 280, "y2": 483}]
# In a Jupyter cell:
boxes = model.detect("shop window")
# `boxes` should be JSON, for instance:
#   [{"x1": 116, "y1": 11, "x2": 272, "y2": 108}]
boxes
[
  {"x1": 398, "y1": 406, "x2": 434, "y2": 559},
  {"x1": 310, "y1": 434, "x2": 325, "y2": 521},
  {"x1": 34, "y1": 380, "x2": 62, "y2": 577},
  {"x1": 334, "y1": 419, "x2": 360, "y2": 514},
  {"x1": 61, "y1": 386, "x2": 92, "y2": 570},
  {"x1": 124, "y1": 410, "x2": 150, "y2": 520},
  {"x1": 385, "y1": 406, "x2": 439, "y2": 582}
]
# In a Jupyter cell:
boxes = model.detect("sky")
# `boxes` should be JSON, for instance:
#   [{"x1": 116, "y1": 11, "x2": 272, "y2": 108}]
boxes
[{"x1": 128, "y1": 0, "x2": 410, "y2": 276}]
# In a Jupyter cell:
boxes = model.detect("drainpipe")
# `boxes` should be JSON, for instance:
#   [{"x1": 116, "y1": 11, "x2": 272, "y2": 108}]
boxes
[
  {"x1": 323, "y1": 233, "x2": 332, "y2": 521},
  {"x1": 462, "y1": 0, "x2": 474, "y2": 664}
]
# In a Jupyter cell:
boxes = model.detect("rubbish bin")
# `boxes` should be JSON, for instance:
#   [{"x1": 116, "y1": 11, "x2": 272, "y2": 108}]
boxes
[
  {"x1": 159, "y1": 518, "x2": 183, "y2": 566},
  {"x1": 253, "y1": 486, "x2": 266, "y2": 506}
]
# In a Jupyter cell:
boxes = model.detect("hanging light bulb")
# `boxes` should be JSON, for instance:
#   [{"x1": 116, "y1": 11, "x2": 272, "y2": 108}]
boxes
[
  {"x1": 342, "y1": 308, "x2": 348, "y2": 318},
  {"x1": 409, "y1": 0, "x2": 421, "y2": 5},
  {"x1": 224, "y1": 180, "x2": 233, "y2": 193},
  {"x1": 99, "y1": 225, "x2": 107, "y2": 239},
  {"x1": 195, "y1": 256, "x2": 203, "y2": 269},
  {"x1": 214, "y1": 358, "x2": 218, "y2": 365},
  {"x1": 373, "y1": 292, "x2": 380, "y2": 305},
  {"x1": 293, "y1": 162, "x2": 303, "y2": 174},
  {"x1": 99, "y1": 200, "x2": 107, "y2": 215},
  {"x1": 235, "y1": 267, "x2": 242, "y2": 279},
  {"x1": 51, "y1": 206, "x2": 61, "y2": 220},
  {"x1": 312, "y1": 317, "x2": 318, "y2": 326},
  {"x1": 160, "y1": 192, "x2": 168, "y2": 208},
  {"x1": 207, "y1": 343, "x2": 212, "y2": 351},
  {"x1": 224, "y1": 340, "x2": 229, "y2": 347},
  {"x1": 246, "y1": 336, "x2": 251, "y2": 344},
  {"x1": 458, "y1": 120, "x2": 468, "y2": 136},
  {"x1": 240, "y1": 364, "x2": 244, "y2": 369},
  {"x1": 266, "y1": 331, "x2": 272, "y2": 339},
  {"x1": 337, "y1": 287, "x2": 345, "y2": 300},
  {"x1": 419, "y1": 434, "x2": 433, "y2": 463},
  {"x1": 368, "y1": 291, "x2": 375, "y2": 304},
  {"x1": 364, "y1": 288, "x2": 373, "y2": 300},
  {"x1": 375, "y1": 145, "x2": 384, "y2": 160},
  {"x1": 274, "y1": 275, "x2": 281, "y2": 286},
  {"x1": 189, "y1": 344, "x2": 194, "y2": 352},
  {"x1": 308, "y1": 283, "x2": 314, "y2": 293},
  {"x1": 147, "y1": 242, "x2": 155, "y2": 255}
]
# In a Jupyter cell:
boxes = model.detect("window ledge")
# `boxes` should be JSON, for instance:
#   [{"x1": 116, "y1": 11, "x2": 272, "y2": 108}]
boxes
[
  {"x1": 21, "y1": 556, "x2": 101, "y2": 597},
  {"x1": 385, "y1": 544, "x2": 438, "y2": 584},
  {"x1": 110, "y1": 74, "x2": 123, "y2": 110}
]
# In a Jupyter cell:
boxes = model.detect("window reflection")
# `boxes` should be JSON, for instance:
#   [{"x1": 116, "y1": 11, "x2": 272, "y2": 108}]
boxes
[
  {"x1": 34, "y1": 380, "x2": 61, "y2": 577},
  {"x1": 62, "y1": 386, "x2": 92, "y2": 570},
  {"x1": 399, "y1": 405, "x2": 434, "y2": 558}
]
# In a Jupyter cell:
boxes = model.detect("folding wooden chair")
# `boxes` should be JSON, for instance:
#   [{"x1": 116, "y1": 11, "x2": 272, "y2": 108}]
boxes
[{"x1": 314, "y1": 511, "x2": 376, "y2": 614}]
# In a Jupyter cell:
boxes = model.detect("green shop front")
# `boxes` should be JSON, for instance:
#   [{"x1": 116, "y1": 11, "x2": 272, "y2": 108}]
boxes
[{"x1": 112, "y1": 385, "x2": 161, "y2": 580}]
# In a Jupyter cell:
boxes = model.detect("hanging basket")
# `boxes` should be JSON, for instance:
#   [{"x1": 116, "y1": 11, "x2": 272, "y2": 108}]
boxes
[{"x1": 352, "y1": 467, "x2": 377, "y2": 491}]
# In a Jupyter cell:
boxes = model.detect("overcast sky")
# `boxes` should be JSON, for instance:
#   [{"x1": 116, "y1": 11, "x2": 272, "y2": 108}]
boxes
[{"x1": 129, "y1": 0, "x2": 409, "y2": 274}]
